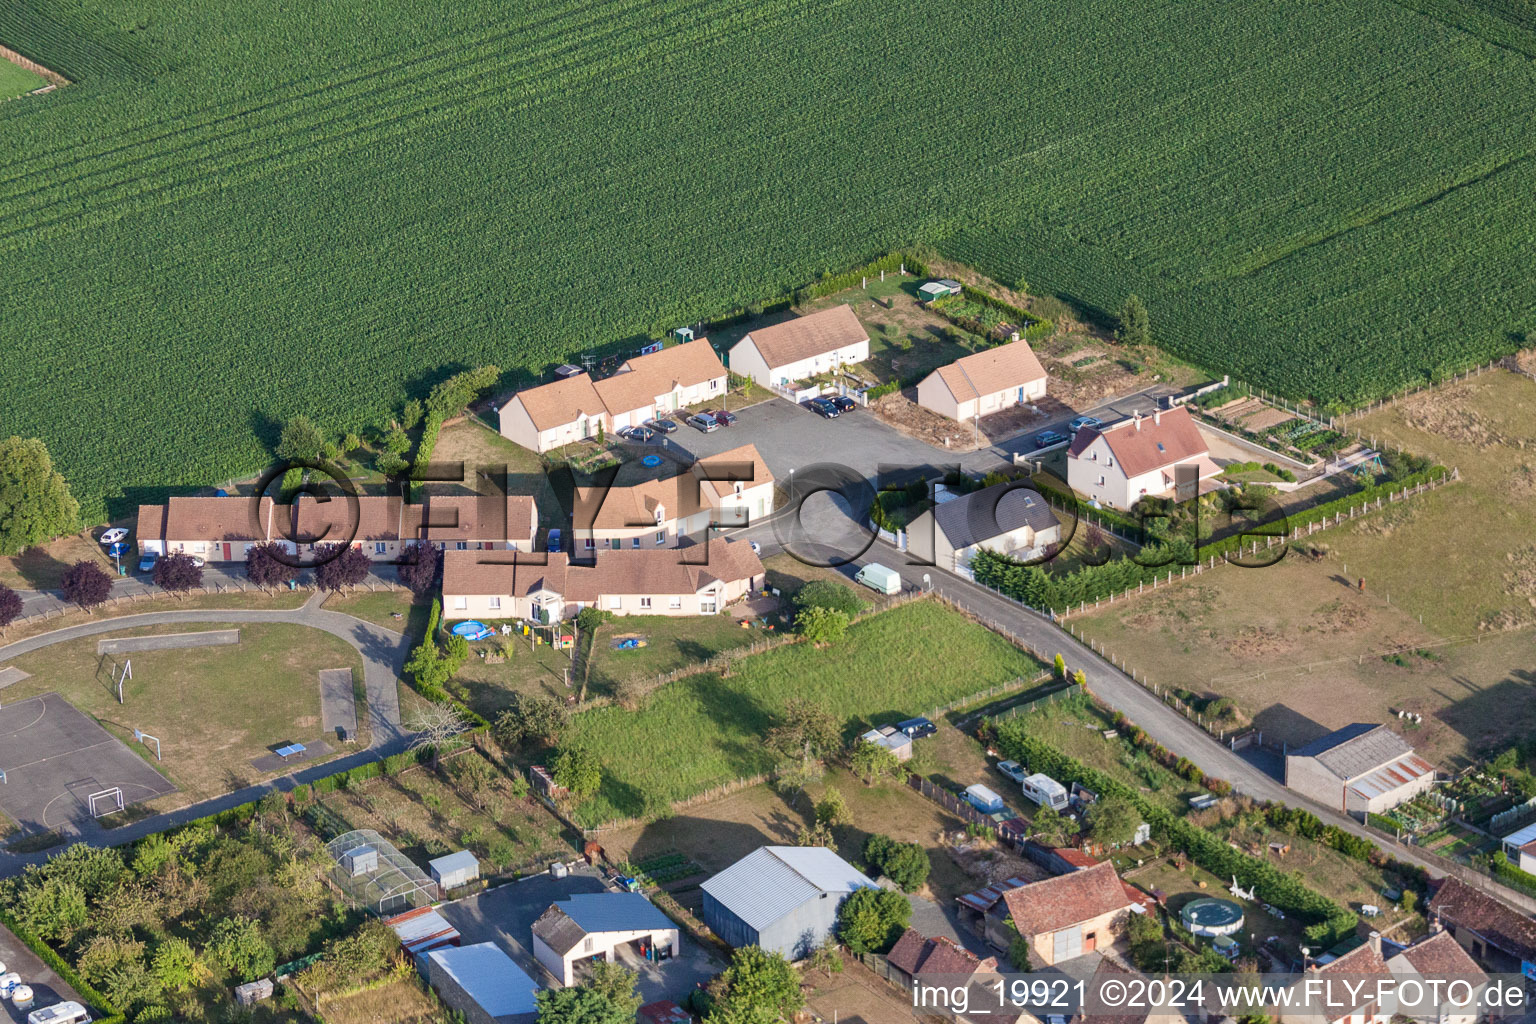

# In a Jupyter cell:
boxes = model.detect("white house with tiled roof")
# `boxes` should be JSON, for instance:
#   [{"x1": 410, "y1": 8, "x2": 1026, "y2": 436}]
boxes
[
  {"x1": 572, "y1": 444, "x2": 774, "y2": 550},
  {"x1": 916, "y1": 340, "x2": 1047, "y2": 423},
  {"x1": 1065, "y1": 406, "x2": 1221, "y2": 510},
  {"x1": 727, "y1": 305, "x2": 869, "y2": 387},
  {"x1": 497, "y1": 340, "x2": 725, "y2": 453}
]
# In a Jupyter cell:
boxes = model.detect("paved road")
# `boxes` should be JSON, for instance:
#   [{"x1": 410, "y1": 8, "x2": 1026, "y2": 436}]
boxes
[{"x1": 0, "y1": 591, "x2": 415, "y2": 875}]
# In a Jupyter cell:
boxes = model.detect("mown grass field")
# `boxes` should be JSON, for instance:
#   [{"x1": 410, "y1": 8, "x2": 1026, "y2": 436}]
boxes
[
  {"x1": 0, "y1": 57, "x2": 44, "y2": 98},
  {"x1": 561, "y1": 599, "x2": 1044, "y2": 825},
  {"x1": 3, "y1": 0, "x2": 1535, "y2": 519}
]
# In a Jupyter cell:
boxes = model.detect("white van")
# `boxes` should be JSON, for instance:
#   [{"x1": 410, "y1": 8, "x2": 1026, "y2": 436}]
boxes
[
  {"x1": 29, "y1": 1002, "x2": 92, "y2": 1024},
  {"x1": 855, "y1": 563, "x2": 902, "y2": 595}
]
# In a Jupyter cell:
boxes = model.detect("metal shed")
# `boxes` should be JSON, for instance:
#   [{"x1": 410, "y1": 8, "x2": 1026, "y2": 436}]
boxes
[
  {"x1": 701, "y1": 846, "x2": 875, "y2": 958},
  {"x1": 430, "y1": 850, "x2": 481, "y2": 892}
]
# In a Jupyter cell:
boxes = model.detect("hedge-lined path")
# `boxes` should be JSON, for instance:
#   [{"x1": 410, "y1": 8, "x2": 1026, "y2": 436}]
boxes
[{"x1": 0, "y1": 591, "x2": 416, "y2": 875}]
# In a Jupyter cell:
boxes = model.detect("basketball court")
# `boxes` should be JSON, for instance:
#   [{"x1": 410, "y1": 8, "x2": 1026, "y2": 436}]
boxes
[{"x1": 0, "y1": 691, "x2": 177, "y2": 834}]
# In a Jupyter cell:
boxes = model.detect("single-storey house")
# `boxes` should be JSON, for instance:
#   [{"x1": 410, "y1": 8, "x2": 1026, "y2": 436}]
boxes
[
  {"x1": 995, "y1": 861, "x2": 1144, "y2": 964},
  {"x1": 498, "y1": 373, "x2": 611, "y2": 454},
  {"x1": 401, "y1": 494, "x2": 538, "y2": 553},
  {"x1": 572, "y1": 444, "x2": 774, "y2": 549},
  {"x1": 440, "y1": 537, "x2": 764, "y2": 622},
  {"x1": 727, "y1": 305, "x2": 870, "y2": 387},
  {"x1": 531, "y1": 892, "x2": 679, "y2": 986},
  {"x1": 885, "y1": 928, "x2": 998, "y2": 991},
  {"x1": 701, "y1": 846, "x2": 876, "y2": 958},
  {"x1": 591, "y1": 339, "x2": 727, "y2": 432},
  {"x1": 1386, "y1": 929, "x2": 1487, "y2": 1024},
  {"x1": 1498, "y1": 821, "x2": 1536, "y2": 874},
  {"x1": 425, "y1": 943, "x2": 540, "y2": 1024},
  {"x1": 1428, "y1": 876, "x2": 1536, "y2": 975},
  {"x1": 136, "y1": 496, "x2": 286, "y2": 563},
  {"x1": 1066, "y1": 407, "x2": 1222, "y2": 511},
  {"x1": 908, "y1": 481, "x2": 1062, "y2": 572},
  {"x1": 916, "y1": 340, "x2": 1047, "y2": 424},
  {"x1": 498, "y1": 340, "x2": 727, "y2": 452},
  {"x1": 1283, "y1": 723, "x2": 1435, "y2": 819}
]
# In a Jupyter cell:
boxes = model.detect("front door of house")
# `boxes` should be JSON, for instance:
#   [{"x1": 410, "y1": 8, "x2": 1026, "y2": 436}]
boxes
[{"x1": 222, "y1": 543, "x2": 232, "y2": 560}]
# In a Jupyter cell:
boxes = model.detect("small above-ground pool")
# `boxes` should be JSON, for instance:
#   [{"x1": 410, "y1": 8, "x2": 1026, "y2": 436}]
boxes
[
  {"x1": 451, "y1": 621, "x2": 492, "y2": 640},
  {"x1": 641, "y1": 454, "x2": 663, "y2": 467},
  {"x1": 1182, "y1": 897, "x2": 1245, "y2": 937}
]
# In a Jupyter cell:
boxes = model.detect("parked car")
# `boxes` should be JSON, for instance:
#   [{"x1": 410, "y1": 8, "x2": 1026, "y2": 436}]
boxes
[
  {"x1": 645, "y1": 418, "x2": 678, "y2": 434},
  {"x1": 687, "y1": 413, "x2": 720, "y2": 433},
  {"x1": 189, "y1": 555, "x2": 206, "y2": 568},
  {"x1": 622, "y1": 425, "x2": 657, "y2": 443},
  {"x1": 806, "y1": 397, "x2": 840, "y2": 418},
  {"x1": 1034, "y1": 429, "x2": 1069, "y2": 449},
  {"x1": 749, "y1": 540, "x2": 761, "y2": 555},
  {"x1": 1068, "y1": 415, "x2": 1102, "y2": 434},
  {"x1": 897, "y1": 717, "x2": 937, "y2": 739},
  {"x1": 831, "y1": 395, "x2": 856, "y2": 413},
  {"x1": 996, "y1": 760, "x2": 1027, "y2": 784},
  {"x1": 546, "y1": 528, "x2": 563, "y2": 552},
  {"x1": 712, "y1": 409, "x2": 737, "y2": 427},
  {"x1": 138, "y1": 551, "x2": 158, "y2": 573}
]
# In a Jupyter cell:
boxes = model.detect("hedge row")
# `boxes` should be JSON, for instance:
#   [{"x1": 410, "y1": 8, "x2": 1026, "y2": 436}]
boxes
[
  {"x1": 0, "y1": 907, "x2": 125, "y2": 1024},
  {"x1": 800, "y1": 251, "x2": 923, "y2": 301},
  {"x1": 990, "y1": 720, "x2": 1357, "y2": 945}
]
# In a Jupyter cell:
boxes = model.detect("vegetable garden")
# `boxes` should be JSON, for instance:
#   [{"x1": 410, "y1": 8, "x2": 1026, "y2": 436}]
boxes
[{"x1": 3, "y1": 0, "x2": 1536, "y2": 519}]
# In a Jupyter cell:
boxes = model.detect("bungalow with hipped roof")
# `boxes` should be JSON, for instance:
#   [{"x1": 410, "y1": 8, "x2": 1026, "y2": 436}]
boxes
[
  {"x1": 137, "y1": 496, "x2": 286, "y2": 563},
  {"x1": 572, "y1": 444, "x2": 773, "y2": 550},
  {"x1": 908, "y1": 480, "x2": 1062, "y2": 571},
  {"x1": 727, "y1": 305, "x2": 869, "y2": 387},
  {"x1": 994, "y1": 861, "x2": 1148, "y2": 964},
  {"x1": 440, "y1": 537, "x2": 763, "y2": 622},
  {"x1": 1065, "y1": 406, "x2": 1221, "y2": 511},
  {"x1": 916, "y1": 340, "x2": 1047, "y2": 424},
  {"x1": 498, "y1": 340, "x2": 726, "y2": 452}
]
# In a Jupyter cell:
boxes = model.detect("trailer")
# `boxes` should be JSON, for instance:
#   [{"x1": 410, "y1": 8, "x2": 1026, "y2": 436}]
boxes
[
  {"x1": 1021, "y1": 773, "x2": 1069, "y2": 811},
  {"x1": 964, "y1": 784, "x2": 1005, "y2": 815}
]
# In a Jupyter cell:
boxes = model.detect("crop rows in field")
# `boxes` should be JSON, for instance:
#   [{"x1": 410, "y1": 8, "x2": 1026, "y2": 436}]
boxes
[{"x1": 2, "y1": 0, "x2": 1536, "y2": 518}]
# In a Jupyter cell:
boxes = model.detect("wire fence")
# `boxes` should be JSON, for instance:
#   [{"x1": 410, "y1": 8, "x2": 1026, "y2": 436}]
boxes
[{"x1": 1334, "y1": 356, "x2": 1531, "y2": 425}]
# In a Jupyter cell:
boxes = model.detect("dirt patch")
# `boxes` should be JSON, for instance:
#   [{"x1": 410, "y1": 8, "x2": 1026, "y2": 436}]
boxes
[
  {"x1": 873, "y1": 392, "x2": 987, "y2": 451},
  {"x1": 0, "y1": 43, "x2": 68, "y2": 88},
  {"x1": 1399, "y1": 383, "x2": 1509, "y2": 449},
  {"x1": 1239, "y1": 406, "x2": 1296, "y2": 432},
  {"x1": 1223, "y1": 625, "x2": 1288, "y2": 658},
  {"x1": 1502, "y1": 545, "x2": 1536, "y2": 603},
  {"x1": 1310, "y1": 598, "x2": 1371, "y2": 633}
]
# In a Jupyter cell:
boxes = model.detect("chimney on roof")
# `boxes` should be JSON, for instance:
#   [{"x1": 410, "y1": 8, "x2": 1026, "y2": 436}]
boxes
[
  {"x1": 1134, "y1": 413, "x2": 1142, "y2": 431},
  {"x1": 1368, "y1": 931, "x2": 1382, "y2": 956},
  {"x1": 1154, "y1": 408, "x2": 1162, "y2": 426},
  {"x1": 1429, "y1": 914, "x2": 1443, "y2": 934}
]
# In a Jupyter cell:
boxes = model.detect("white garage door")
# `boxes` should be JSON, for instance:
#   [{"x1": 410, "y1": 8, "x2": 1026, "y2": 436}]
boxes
[{"x1": 1052, "y1": 925, "x2": 1082, "y2": 962}]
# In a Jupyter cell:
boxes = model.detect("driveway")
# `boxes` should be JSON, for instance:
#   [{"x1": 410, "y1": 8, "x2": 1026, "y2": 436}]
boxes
[
  {"x1": 438, "y1": 870, "x2": 722, "y2": 1002},
  {"x1": 0, "y1": 921, "x2": 86, "y2": 1022}
]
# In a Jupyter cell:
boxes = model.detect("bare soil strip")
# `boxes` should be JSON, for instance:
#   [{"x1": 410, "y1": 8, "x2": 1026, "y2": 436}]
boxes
[{"x1": 0, "y1": 42, "x2": 69, "y2": 88}]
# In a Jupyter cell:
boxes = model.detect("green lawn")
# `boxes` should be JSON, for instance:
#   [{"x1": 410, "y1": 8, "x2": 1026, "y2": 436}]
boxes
[
  {"x1": 2, "y1": 622, "x2": 365, "y2": 803},
  {"x1": 560, "y1": 598, "x2": 1044, "y2": 824},
  {"x1": 0, "y1": 60, "x2": 44, "y2": 99},
  {"x1": 583, "y1": 613, "x2": 778, "y2": 692}
]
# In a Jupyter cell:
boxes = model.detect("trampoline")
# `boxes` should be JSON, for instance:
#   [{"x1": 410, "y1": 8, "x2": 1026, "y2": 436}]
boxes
[{"x1": 1182, "y1": 897, "x2": 1245, "y2": 937}]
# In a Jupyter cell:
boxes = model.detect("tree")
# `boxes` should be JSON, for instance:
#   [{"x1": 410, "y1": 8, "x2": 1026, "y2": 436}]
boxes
[
  {"x1": 768, "y1": 698, "x2": 842, "y2": 781},
  {"x1": 1087, "y1": 794, "x2": 1141, "y2": 848},
  {"x1": 494, "y1": 692, "x2": 569, "y2": 749},
  {"x1": 797, "y1": 605, "x2": 849, "y2": 645},
  {"x1": 427, "y1": 365, "x2": 500, "y2": 417},
  {"x1": 1073, "y1": 669, "x2": 1087, "y2": 687},
  {"x1": 537, "y1": 986, "x2": 633, "y2": 1024},
  {"x1": 208, "y1": 916, "x2": 276, "y2": 982},
  {"x1": 1116, "y1": 294, "x2": 1151, "y2": 347},
  {"x1": 1053, "y1": 653, "x2": 1067, "y2": 679},
  {"x1": 585, "y1": 961, "x2": 641, "y2": 1017},
  {"x1": 796, "y1": 819, "x2": 835, "y2": 847},
  {"x1": 793, "y1": 580, "x2": 864, "y2": 618},
  {"x1": 276, "y1": 415, "x2": 327, "y2": 464},
  {"x1": 1031, "y1": 804, "x2": 1070, "y2": 846},
  {"x1": 554, "y1": 746, "x2": 602, "y2": 798},
  {"x1": 848, "y1": 739, "x2": 903, "y2": 785},
  {"x1": 60, "y1": 559, "x2": 112, "y2": 610},
  {"x1": 152, "y1": 551, "x2": 203, "y2": 595},
  {"x1": 0, "y1": 436, "x2": 80, "y2": 555},
  {"x1": 314, "y1": 542, "x2": 371, "y2": 591},
  {"x1": 451, "y1": 752, "x2": 494, "y2": 811},
  {"x1": 864, "y1": 834, "x2": 930, "y2": 892},
  {"x1": 407, "y1": 703, "x2": 470, "y2": 769},
  {"x1": 398, "y1": 542, "x2": 441, "y2": 594},
  {"x1": 402, "y1": 400, "x2": 424, "y2": 430},
  {"x1": 245, "y1": 540, "x2": 292, "y2": 588},
  {"x1": 836, "y1": 886, "x2": 910, "y2": 954},
  {"x1": 14, "y1": 876, "x2": 87, "y2": 942},
  {"x1": 341, "y1": 432, "x2": 362, "y2": 454},
  {"x1": 0, "y1": 583, "x2": 22, "y2": 634},
  {"x1": 711, "y1": 946, "x2": 803, "y2": 1022},
  {"x1": 815, "y1": 786, "x2": 849, "y2": 827},
  {"x1": 78, "y1": 934, "x2": 159, "y2": 1011},
  {"x1": 151, "y1": 937, "x2": 200, "y2": 993}
]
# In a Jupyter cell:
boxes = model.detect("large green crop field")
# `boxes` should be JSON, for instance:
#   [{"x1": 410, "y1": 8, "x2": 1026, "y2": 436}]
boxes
[{"x1": 2, "y1": 0, "x2": 1535, "y2": 519}]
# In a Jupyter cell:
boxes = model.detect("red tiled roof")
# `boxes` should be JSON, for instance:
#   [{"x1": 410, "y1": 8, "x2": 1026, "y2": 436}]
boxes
[
  {"x1": 925, "y1": 340, "x2": 1046, "y2": 404},
  {"x1": 1311, "y1": 940, "x2": 1389, "y2": 977},
  {"x1": 442, "y1": 538, "x2": 763, "y2": 601},
  {"x1": 1067, "y1": 406, "x2": 1208, "y2": 478},
  {"x1": 512, "y1": 374, "x2": 607, "y2": 431},
  {"x1": 294, "y1": 494, "x2": 403, "y2": 543},
  {"x1": 136, "y1": 504, "x2": 166, "y2": 545},
  {"x1": 734, "y1": 304, "x2": 868, "y2": 370},
  {"x1": 638, "y1": 1001, "x2": 692, "y2": 1024},
  {"x1": 886, "y1": 929, "x2": 997, "y2": 977},
  {"x1": 1429, "y1": 877, "x2": 1536, "y2": 960},
  {"x1": 162, "y1": 496, "x2": 275, "y2": 543},
  {"x1": 1000, "y1": 861, "x2": 1137, "y2": 936},
  {"x1": 592, "y1": 339, "x2": 725, "y2": 415},
  {"x1": 403, "y1": 494, "x2": 537, "y2": 544},
  {"x1": 1390, "y1": 930, "x2": 1486, "y2": 979}
]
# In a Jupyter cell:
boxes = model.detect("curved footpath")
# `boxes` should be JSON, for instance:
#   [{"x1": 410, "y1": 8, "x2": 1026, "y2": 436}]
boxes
[{"x1": 0, "y1": 592, "x2": 416, "y2": 875}]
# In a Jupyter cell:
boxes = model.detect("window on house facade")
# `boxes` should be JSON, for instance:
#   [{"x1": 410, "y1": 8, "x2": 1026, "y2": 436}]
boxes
[
  {"x1": 1098, "y1": 475, "x2": 1105, "y2": 485},
  {"x1": 456, "y1": 541, "x2": 467, "y2": 550},
  {"x1": 668, "y1": 596, "x2": 682, "y2": 609},
  {"x1": 656, "y1": 531, "x2": 666, "y2": 545},
  {"x1": 452, "y1": 596, "x2": 467, "y2": 610},
  {"x1": 611, "y1": 538, "x2": 621, "y2": 550},
  {"x1": 375, "y1": 542, "x2": 387, "y2": 554},
  {"x1": 710, "y1": 379, "x2": 719, "y2": 390},
  {"x1": 1106, "y1": 457, "x2": 1113, "y2": 468},
  {"x1": 631, "y1": 537, "x2": 641, "y2": 548},
  {"x1": 584, "y1": 538, "x2": 595, "y2": 550},
  {"x1": 640, "y1": 597, "x2": 651, "y2": 609},
  {"x1": 608, "y1": 596, "x2": 621, "y2": 609},
  {"x1": 488, "y1": 596, "x2": 501, "y2": 610}
]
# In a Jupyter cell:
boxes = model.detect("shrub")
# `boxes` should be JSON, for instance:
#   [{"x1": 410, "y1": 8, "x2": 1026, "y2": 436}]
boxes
[
  {"x1": 864, "y1": 834, "x2": 930, "y2": 892},
  {"x1": 836, "y1": 887, "x2": 910, "y2": 954},
  {"x1": 793, "y1": 580, "x2": 866, "y2": 618}
]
